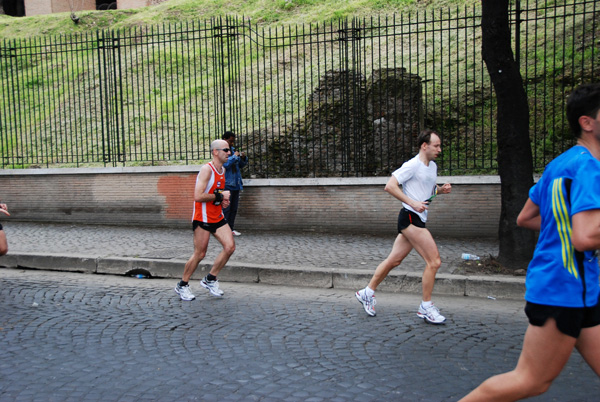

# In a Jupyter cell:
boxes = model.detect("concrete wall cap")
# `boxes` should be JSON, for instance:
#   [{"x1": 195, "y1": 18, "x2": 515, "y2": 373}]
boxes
[
  {"x1": 0, "y1": 167, "x2": 503, "y2": 185},
  {"x1": 0, "y1": 165, "x2": 203, "y2": 176}
]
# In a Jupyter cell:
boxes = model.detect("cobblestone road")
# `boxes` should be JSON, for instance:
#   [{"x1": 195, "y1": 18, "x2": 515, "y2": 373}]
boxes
[{"x1": 1, "y1": 268, "x2": 597, "y2": 401}]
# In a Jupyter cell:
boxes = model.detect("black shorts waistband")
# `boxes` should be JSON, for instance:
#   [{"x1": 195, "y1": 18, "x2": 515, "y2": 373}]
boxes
[{"x1": 192, "y1": 219, "x2": 228, "y2": 234}]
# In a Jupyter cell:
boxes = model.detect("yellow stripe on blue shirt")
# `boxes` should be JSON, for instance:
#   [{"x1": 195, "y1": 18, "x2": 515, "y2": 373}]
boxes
[{"x1": 551, "y1": 178, "x2": 577, "y2": 278}]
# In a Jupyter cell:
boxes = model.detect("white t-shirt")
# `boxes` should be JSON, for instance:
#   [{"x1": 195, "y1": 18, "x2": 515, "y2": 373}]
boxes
[{"x1": 392, "y1": 154, "x2": 438, "y2": 223}]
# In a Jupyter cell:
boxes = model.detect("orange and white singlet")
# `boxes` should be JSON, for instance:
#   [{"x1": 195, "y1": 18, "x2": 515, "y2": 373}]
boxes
[{"x1": 192, "y1": 162, "x2": 226, "y2": 224}]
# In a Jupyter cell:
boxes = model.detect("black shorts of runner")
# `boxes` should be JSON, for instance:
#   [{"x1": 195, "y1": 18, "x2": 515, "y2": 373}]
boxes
[
  {"x1": 397, "y1": 208, "x2": 426, "y2": 232},
  {"x1": 0, "y1": 223, "x2": 3, "y2": 230},
  {"x1": 192, "y1": 219, "x2": 228, "y2": 234},
  {"x1": 525, "y1": 297, "x2": 600, "y2": 338}
]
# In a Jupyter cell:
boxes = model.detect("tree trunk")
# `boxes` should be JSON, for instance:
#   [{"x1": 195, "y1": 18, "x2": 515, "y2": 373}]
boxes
[{"x1": 481, "y1": 0, "x2": 535, "y2": 269}]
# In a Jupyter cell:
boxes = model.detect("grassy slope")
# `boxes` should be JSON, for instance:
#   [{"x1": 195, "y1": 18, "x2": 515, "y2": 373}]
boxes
[
  {"x1": 1, "y1": 0, "x2": 592, "y2": 173},
  {"x1": 0, "y1": 0, "x2": 479, "y2": 38}
]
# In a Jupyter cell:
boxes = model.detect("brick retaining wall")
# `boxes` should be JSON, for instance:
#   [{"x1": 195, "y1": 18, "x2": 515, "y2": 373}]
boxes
[{"x1": 0, "y1": 167, "x2": 500, "y2": 238}]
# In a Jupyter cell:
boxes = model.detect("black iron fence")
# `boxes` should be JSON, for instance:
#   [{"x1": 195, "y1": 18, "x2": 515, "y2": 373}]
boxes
[{"x1": 0, "y1": 0, "x2": 598, "y2": 176}]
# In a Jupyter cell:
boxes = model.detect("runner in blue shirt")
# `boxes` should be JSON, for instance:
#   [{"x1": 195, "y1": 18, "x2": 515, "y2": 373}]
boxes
[{"x1": 461, "y1": 83, "x2": 600, "y2": 401}]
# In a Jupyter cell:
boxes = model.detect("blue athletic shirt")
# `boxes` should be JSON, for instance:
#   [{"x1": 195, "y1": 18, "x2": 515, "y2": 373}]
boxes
[{"x1": 526, "y1": 145, "x2": 600, "y2": 308}]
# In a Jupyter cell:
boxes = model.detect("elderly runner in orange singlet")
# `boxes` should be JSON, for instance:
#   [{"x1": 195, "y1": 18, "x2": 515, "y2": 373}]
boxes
[{"x1": 174, "y1": 139, "x2": 236, "y2": 300}]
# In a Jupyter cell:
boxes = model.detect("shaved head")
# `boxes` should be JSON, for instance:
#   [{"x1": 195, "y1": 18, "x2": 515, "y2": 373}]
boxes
[{"x1": 211, "y1": 139, "x2": 229, "y2": 151}]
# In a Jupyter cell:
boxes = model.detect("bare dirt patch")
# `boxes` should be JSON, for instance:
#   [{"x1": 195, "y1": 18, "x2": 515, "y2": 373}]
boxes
[{"x1": 453, "y1": 256, "x2": 527, "y2": 277}]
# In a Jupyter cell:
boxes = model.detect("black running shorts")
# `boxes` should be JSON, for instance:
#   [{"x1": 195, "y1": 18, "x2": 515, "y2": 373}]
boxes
[
  {"x1": 525, "y1": 297, "x2": 600, "y2": 338},
  {"x1": 397, "y1": 208, "x2": 426, "y2": 232}
]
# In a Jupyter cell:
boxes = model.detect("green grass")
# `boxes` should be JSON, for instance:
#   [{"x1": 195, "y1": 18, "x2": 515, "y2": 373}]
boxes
[{"x1": 0, "y1": 0, "x2": 479, "y2": 39}]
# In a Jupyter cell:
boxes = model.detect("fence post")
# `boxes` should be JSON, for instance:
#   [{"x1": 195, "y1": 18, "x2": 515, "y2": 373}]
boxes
[
  {"x1": 514, "y1": 0, "x2": 522, "y2": 66},
  {"x1": 111, "y1": 30, "x2": 125, "y2": 164},
  {"x1": 96, "y1": 31, "x2": 110, "y2": 165},
  {"x1": 336, "y1": 17, "x2": 364, "y2": 177},
  {"x1": 96, "y1": 30, "x2": 123, "y2": 167},
  {"x1": 0, "y1": 42, "x2": 17, "y2": 168},
  {"x1": 212, "y1": 16, "x2": 241, "y2": 138}
]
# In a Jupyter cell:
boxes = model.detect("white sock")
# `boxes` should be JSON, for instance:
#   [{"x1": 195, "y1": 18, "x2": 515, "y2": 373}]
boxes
[
  {"x1": 421, "y1": 300, "x2": 432, "y2": 308},
  {"x1": 365, "y1": 287, "x2": 375, "y2": 298}
]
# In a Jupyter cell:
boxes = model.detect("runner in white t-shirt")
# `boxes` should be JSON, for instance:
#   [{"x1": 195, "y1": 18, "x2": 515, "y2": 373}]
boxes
[{"x1": 356, "y1": 129, "x2": 452, "y2": 324}]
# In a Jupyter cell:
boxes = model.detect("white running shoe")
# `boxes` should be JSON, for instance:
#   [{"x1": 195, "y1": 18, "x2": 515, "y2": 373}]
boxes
[
  {"x1": 355, "y1": 289, "x2": 376, "y2": 317},
  {"x1": 174, "y1": 283, "x2": 195, "y2": 301},
  {"x1": 232, "y1": 230, "x2": 241, "y2": 236},
  {"x1": 201, "y1": 277, "x2": 224, "y2": 297},
  {"x1": 417, "y1": 303, "x2": 446, "y2": 324}
]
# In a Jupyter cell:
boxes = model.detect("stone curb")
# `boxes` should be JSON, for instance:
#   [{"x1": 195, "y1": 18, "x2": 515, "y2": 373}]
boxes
[{"x1": 0, "y1": 252, "x2": 526, "y2": 300}]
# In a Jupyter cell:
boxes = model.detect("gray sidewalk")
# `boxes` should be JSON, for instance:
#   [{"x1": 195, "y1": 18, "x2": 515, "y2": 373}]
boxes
[{"x1": 0, "y1": 221, "x2": 525, "y2": 299}]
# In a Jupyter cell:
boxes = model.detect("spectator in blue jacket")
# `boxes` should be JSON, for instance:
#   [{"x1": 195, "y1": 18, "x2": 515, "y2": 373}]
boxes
[{"x1": 222, "y1": 131, "x2": 248, "y2": 236}]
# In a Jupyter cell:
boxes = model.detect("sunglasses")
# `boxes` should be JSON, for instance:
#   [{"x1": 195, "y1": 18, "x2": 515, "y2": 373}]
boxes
[{"x1": 216, "y1": 148, "x2": 231, "y2": 153}]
